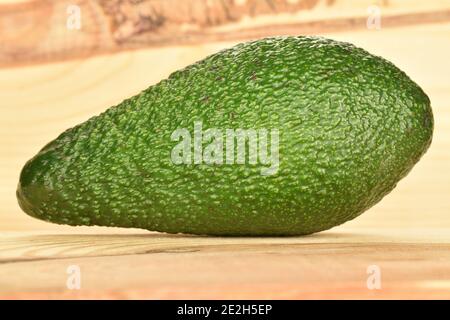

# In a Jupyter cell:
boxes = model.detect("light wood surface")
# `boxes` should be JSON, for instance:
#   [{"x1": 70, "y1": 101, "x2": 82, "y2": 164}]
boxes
[
  {"x1": 1, "y1": 228, "x2": 450, "y2": 299},
  {"x1": 1, "y1": 0, "x2": 450, "y2": 67},
  {"x1": 0, "y1": 1, "x2": 450, "y2": 299}
]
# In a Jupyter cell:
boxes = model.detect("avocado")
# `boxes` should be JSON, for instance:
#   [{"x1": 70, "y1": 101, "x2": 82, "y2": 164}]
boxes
[{"x1": 17, "y1": 36, "x2": 433, "y2": 236}]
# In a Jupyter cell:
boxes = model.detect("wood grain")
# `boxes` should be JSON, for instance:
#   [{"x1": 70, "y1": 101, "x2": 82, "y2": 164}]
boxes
[{"x1": 1, "y1": 228, "x2": 450, "y2": 299}]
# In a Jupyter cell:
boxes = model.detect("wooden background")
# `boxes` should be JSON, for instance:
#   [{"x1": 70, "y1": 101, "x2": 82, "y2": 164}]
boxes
[{"x1": 0, "y1": 0, "x2": 449, "y2": 299}]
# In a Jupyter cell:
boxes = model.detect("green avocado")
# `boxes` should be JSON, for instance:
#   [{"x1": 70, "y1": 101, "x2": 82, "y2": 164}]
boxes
[{"x1": 17, "y1": 36, "x2": 433, "y2": 236}]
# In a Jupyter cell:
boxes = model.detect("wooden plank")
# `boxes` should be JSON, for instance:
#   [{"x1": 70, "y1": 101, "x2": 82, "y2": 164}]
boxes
[
  {"x1": 2, "y1": 228, "x2": 450, "y2": 263},
  {"x1": 1, "y1": 0, "x2": 449, "y2": 67},
  {"x1": 1, "y1": 229, "x2": 450, "y2": 299}
]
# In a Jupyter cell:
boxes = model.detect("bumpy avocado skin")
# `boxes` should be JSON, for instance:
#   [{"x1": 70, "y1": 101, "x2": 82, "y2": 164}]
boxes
[{"x1": 17, "y1": 36, "x2": 433, "y2": 235}]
